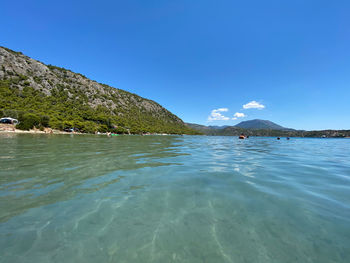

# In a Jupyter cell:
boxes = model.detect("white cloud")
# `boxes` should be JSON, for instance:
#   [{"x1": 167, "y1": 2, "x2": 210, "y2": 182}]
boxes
[
  {"x1": 243, "y1": 101, "x2": 265, "y2": 110},
  {"x1": 234, "y1": 112, "x2": 246, "y2": 118},
  {"x1": 208, "y1": 108, "x2": 230, "y2": 121},
  {"x1": 232, "y1": 117, "x2": 237, "y2": 120},
  {"x1": 216, "y1": 108, "x2": 228, "y2": 112}
]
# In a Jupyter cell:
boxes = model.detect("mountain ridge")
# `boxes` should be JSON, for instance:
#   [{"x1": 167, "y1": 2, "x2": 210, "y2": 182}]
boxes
[
  {"x1": 185, "y1": 122, "x2": 350, "y2": 138},
  {"x1": 234, "y1": 119, "x2": 292, "y2": 130},
  {"x1": 0, "y1": 46, "x2": 198, "y2": 134}
]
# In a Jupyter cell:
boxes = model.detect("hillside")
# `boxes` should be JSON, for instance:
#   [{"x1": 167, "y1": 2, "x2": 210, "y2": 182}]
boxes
[
  {"x1": 235, "y1": 119, "x2": 288, "y2": 130},
  {"x1": 0, "y1": 47, "x2": 198, "y2": 134},
  {"x1": 186, "y1": 122, "x2": 350, "y2": 138}
]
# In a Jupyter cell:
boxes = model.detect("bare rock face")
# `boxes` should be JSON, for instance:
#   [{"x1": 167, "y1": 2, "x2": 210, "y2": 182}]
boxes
[{"x1": 0, "y1": 46, "x2": 184, "y2": 125}]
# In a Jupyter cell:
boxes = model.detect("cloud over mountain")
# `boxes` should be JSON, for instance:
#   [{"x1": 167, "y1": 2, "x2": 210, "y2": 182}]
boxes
[
  {"x1": 232, "y1": 112, "x2": 246, "y2": 120},
  {"x1": 243, "y1": 101, "x2": 265, "y2": 110},
  {"x1": 234, "y1": 112, "x2": 246, "y2": 118},
  {"x1": 208, "y1": 108, "x2": 229, "y2": 121}
]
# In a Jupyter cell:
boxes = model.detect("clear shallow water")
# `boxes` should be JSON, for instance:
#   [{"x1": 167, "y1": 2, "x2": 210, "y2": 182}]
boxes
[{"x1": 0, "y1": 134, "x2": 349, "y2": 263}]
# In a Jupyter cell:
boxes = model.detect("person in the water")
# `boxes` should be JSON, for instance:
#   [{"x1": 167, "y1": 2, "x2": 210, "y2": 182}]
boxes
[{"x1": 239, "y1": 133, "x2": 245, "y2": 139}]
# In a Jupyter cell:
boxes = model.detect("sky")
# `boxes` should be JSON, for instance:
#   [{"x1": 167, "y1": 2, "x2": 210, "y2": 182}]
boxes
[{"x1": 1, "y1": 0, "x2": 350, "y2": 130}]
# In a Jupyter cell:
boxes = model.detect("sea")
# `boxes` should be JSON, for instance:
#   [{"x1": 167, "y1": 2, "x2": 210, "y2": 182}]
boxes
[{"x1": 0, "y1": 134, "x2": 349, "y2": 263}]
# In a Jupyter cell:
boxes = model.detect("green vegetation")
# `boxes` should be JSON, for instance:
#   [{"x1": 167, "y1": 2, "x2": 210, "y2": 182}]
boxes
[
  {"x1": 0, "y1": 46, "x2": 200, "y2": 134},
  {"x1": 16, "y1": 113, "x2": 40, "y2": 130},
  {"x1": 0, "y1": 78, "x2": 198, "y2": 134}
]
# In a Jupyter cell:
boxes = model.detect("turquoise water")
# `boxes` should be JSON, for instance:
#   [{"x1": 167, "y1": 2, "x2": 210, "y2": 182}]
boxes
[{"x1": 0, "y1": 134, "x2": 349, "y2": 263}]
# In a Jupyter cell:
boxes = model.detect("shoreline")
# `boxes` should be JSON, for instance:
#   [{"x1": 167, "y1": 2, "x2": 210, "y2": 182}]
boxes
[
  {"x1": 0, "y1": 129, "x2": 84, "y2": 135},
  {"x1": 0, "y1": 130, "x2": 177, "y2": 136},
  {"x1": 0, "y1": 124, "x2": 175, "y2": 136},
  {"x1": 1, "y1": 124, "x2": 348, "y2": 138},
  {"x1": 0, "y1": 124, "x2": 83, "y2": 135}
]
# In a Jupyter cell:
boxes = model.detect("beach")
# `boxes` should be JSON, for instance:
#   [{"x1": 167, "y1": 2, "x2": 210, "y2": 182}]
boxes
[{"x1": 0, "y1": 124, "x2": 82, "y2": 135}]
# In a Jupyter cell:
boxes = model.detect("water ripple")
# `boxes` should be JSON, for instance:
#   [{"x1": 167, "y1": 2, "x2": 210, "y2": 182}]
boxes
[{"x1": 0, "y1": 134, "x2": 350, "y2": 262}]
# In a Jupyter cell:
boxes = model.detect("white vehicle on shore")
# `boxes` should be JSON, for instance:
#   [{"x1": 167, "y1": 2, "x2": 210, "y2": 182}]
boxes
[{"x1": 0, "y1": 117, "x2": 19, "y2": 125}]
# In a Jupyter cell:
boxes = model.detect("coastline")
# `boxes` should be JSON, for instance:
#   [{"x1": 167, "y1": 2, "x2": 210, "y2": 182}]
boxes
[
  {"x1": 0, "y1": 124, "x2": 174, "y2": 136},
  {"x1": 0, "y1": 124, "x2": 83, "y2": 135}
]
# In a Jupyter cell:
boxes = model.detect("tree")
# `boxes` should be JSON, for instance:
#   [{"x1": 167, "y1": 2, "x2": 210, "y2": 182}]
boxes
[{"x1": 16, "y1": 113, "x2": 40, "y2": 130}]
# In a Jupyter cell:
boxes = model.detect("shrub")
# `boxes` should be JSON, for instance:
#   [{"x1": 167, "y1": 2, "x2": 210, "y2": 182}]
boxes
[
  {"x1": 33, "y1": 76, "x2": 42, "y2": 84},
  {"x1": 80, "y1": 122, "x2": 97, "y2": 133},
  {"x1": 18, "y1": 74, "x2": 28, "y2": 81},
  {"x1": 40, "y1": 115, "x2": 50, "y2": 127},
  {"x1": 17, "y1": 113, "x2": 40, "y2": 130},
  {"x1": 0, "y1": 109, "x2": 18, "y2": 119},
  {"x1": 98, "y1": 124, "x2": 108, "y2": 133},
  {"x1": 114, "y1": 126, "x2": 128, "y2": 134},
  {"x1": 50, "y1": 120, "x2": 64, "y2": 130}
]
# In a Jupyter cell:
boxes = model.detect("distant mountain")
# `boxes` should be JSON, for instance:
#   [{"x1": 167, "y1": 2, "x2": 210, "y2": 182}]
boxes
[
  {"x1": 235, "y1": 119, "x2": 289, "y2": 130},
  {"x1": 186, "y1": 120, "x2": 350, "y2": 138},
  {"x1": 185, "y1": 123, "x2": 210, "y2": 131},
  {"x1": 0, "y1": 46, "x2": 198, "y2": 134},
  {"x1": 208, "y1": 125, "x2": 228, "y2": 129},
  {"x1": 186, "y1": 121, "x2": 350, "y2": 138},
  {"x1": 186, "y1": 119, "x2": 290, "y2": 134}
]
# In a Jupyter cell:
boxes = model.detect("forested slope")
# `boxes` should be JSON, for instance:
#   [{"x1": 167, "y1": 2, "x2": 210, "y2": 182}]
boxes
[{"x1": 0, "y1": 47, "x2": 198, "y2": 134}]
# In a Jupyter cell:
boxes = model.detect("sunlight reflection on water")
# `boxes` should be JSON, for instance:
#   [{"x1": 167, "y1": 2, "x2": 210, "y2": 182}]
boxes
[{"x1": 0, "y1": 134, "x2": 349, "y2": 262}]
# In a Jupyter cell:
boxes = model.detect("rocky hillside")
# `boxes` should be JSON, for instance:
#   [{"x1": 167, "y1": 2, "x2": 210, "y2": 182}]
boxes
[{"x1": 0, "y1": 46, "x2": 197, "y2": 134}]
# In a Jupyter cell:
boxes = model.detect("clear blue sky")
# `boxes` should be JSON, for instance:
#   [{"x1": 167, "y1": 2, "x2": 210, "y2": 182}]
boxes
[{"x1": 1, "y1": 0, "x2": 350, "y2": 130}]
